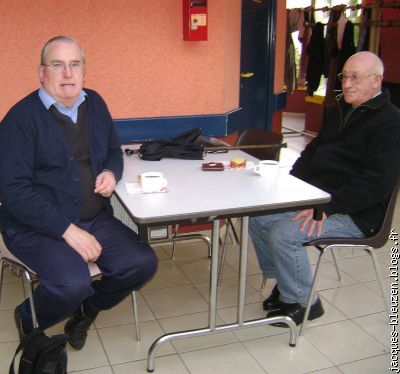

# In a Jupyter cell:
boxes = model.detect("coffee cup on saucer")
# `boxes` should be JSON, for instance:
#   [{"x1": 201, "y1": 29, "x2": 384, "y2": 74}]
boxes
[
  {"x1": 253, "y1": 160, "x2": 279, "y2": 178},
  {"x1": 140, "y1": 172, "x2": 167, "y2": 192}
]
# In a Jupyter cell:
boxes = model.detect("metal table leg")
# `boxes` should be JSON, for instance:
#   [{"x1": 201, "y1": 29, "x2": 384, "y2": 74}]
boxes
[{"x1": 146, "y1": 217, "x2": 297, "y2": 372}]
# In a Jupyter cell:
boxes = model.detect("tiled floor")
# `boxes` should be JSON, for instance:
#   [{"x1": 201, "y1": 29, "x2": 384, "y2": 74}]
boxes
[{"x1": 0, "y1": 116, "x2": 394, "y2": 373}]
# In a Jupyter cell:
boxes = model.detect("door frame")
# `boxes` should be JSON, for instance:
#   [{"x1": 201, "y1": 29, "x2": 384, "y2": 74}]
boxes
[{"x1": 228, "y1": 0, "x2": 286, "y2": 134}]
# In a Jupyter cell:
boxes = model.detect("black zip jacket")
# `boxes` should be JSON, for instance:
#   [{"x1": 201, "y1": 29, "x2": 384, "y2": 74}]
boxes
[{"x1": 291, "y1": 90, "x2": 400, "y2": 235}]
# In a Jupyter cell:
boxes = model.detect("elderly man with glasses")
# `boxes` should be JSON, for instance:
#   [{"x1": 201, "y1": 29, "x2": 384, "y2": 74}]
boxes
[
  {"x1": 250, "y1": 51, "x2": 400, "y2": 326},
  {"x1": 0, "y1": 36, "x2": 157, "y2": 350}
]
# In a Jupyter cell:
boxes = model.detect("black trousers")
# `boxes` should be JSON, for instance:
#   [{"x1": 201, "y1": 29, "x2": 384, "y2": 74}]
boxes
[{"x1": 4, "y1": 213, "x2": 157, "y2": 329}]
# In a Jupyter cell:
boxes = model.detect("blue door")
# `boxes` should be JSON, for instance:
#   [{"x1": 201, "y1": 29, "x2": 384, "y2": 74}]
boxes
[{"x1": 230, "y1": 0, "x2": 279, "y2": 134}]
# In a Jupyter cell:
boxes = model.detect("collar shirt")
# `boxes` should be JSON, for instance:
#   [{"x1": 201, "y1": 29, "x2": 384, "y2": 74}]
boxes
[{"x1": 38, "y1": 87, "x2": 87, "y2": 124}]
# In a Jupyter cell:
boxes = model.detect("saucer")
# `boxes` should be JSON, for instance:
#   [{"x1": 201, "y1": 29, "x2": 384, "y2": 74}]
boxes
[{"x1": 125, "y1": 183, "x2": 169, "y2": 194}]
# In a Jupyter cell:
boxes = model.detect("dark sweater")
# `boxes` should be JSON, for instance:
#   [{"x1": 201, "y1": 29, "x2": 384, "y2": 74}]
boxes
[
  {"x1": 291, "y1": 90, "x2": 400, "y2": 235},
  {"x1": 49, "y1": 101, "x2": 105, "y2": 221},
  {"x1": 0, "y1": 89, "x2": 122, "y2": 238}
]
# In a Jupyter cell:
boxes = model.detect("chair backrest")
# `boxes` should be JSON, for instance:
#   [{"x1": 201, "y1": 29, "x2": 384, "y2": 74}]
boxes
[
  {"x1": 236, "y1": 128, "x2": 283, "y2": 160},
  {"x1": 370, "y1": 179, "x2": 400, "y2": 248},
  {"x1": 0, "y1": 235, "x2": 36, "y2": 273},
  {"x1": 216, "y1": 131, "x2": 239, "y2": 146},
  {"x1": 306, "y1": 179, "x2": 400, "y2": 249}
]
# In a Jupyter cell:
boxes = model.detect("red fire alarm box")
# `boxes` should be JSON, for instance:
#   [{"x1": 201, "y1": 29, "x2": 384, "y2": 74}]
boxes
[{"x1": 183, "y1": 0, "x2": 208, "y2": 41}]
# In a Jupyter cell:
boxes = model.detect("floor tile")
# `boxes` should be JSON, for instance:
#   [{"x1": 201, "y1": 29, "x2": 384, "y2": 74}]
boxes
[
  {"x1": 309, "y1": 261, "x2": 358, "y2": 291},
  {"x1": 244, "y1": 334, "x2": 333, "y2": 374},
  {"x1": 113, "y1": 355, "x2": 190, "y2": 374},
  {"x1": 95, "y1": 291, "x2": 155, "y2": 329},
  {"x1": 338, "y1": 353, "x2": 390, "y2": 374},
  {"x1": 301, "y1": 296, "x2": 348, "y2": 329},
  {"x1": 167, "y1": 239, "x2": 211, "y2": 262},
  {"x1": 69, "y1": 366, "x2": 113, "y2": 374},
  {"x1": 0, "y1": 281, "x2": 25, "y2": 310},
  {"x1": 0, "y1": 263, "x2": 21, "y2": 284},
  {"x1": 217, "y1": 302, "x2": 288, "y2": 341},
  {"x1": 363, "y1": 278, "x2": 392, "y2": 308},
  {"x1": 158, "y1": 311, "x2": 238, "y2": 353},
  {"x1": 66, "y1": 330, "x2": 109, "y2": 372},
  {"x1": 246, "y1": 273, "x2": 274, "y2": 295},
  {"x1": 335, "y1": 255, "x2": 386, "y2": 283},
  {"x1": 0, "y1": 341, "x2": 19, "y2": 374},
  {"x1": 376, "y1": 248, "x2": 390, "y2": 268},
  {"x1": 180, "y1": 342, "x2": 265, "y2": 374},
  {"x1": 152, "y1": 245, "x2": 173, "y2": 261},
  {"x1": 304, "y1": 320, "x2": 388, "y2": 365},
  {"x1": 303, "y1": 368, "x2": 342, "y2": 374},
  {"x1": 194, "y1": 277, "x2": 262, "y2": 310},
  {"x1": 0, "y1": 309, "x2": 19, "y2": 342},
  {"x1": 97, "y1": 320, "x2": 175, "y2": 364},
  {"x1": 141, "y1": 260, "x2": 190, "y2": 291},
  {"x1": 222, "y1": 239, "x2": 265, "y2": 276},
  {"x1": 353, "y1": 312, "x2": 390, "y2": 348},
  {"x1": 174, "y1": 257, "x2": 215, "y2": 284},
  {"x1": 320, "y1": 283, "x2": 385, "y2": 318},
  {"x1": 141, "y1": 284, "x2": 208, "y2": 319},
  {"x1": 328, "y1": 246, "x2": 368, "y2": 261}
]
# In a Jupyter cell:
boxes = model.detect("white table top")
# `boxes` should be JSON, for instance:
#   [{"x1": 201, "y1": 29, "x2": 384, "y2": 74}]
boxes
[{"x1": 115, "y1": 148, "x2": 331, "y2": 225}]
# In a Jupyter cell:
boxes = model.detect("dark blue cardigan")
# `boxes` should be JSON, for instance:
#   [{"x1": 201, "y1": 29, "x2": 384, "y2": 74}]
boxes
[{"x1": 0, "y1": 89, "x2": 123, "y2": 238}]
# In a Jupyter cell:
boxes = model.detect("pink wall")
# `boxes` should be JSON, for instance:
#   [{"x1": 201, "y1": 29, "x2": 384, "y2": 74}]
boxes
[{"x1": 0, "y1": 0, "x2": 241, "y2": 120}]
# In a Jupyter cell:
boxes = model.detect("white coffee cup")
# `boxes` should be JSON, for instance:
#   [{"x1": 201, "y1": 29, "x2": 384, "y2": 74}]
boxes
[
  {"x1": 253, "y1": 160, "x2": 279, "y2": 178},
  {"x1": 140, "y1": 172, "x2": 167, "y2": 192}
]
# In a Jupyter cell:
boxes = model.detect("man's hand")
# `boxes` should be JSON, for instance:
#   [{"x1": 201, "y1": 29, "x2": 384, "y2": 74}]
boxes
[
  {"x1": 94, "y1": 170, "x2": 116, "y2": 197},
  {"x1": 62, "y1": 223, "x2": 102, "y2": 262},
  {"x1": 292, "y1": 209, "x2": 327, "y2": 237}
]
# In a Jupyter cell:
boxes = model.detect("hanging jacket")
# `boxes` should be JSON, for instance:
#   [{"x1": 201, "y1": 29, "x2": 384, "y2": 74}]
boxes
[{"x1": 306, "y1": 22, "x2": 325, "y2": 96}]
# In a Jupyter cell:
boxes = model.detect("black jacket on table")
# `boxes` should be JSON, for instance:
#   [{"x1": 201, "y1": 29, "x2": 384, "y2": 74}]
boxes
[{"x1": 290, "y1": 90, "x2": 400, "y2": 236}]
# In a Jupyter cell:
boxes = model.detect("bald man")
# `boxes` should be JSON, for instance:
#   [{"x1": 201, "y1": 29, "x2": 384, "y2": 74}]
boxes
[{"x1": 250, "y1": 52, "x2": 400, "y2": 325}]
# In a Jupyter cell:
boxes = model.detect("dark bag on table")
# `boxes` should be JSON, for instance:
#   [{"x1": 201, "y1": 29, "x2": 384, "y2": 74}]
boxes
[
  {"x1": 10, "y1": 328, "x2": 68, "y2": 374},
  {"x1": 138, "y1": 128, "x2": 205, "y2": 161}
]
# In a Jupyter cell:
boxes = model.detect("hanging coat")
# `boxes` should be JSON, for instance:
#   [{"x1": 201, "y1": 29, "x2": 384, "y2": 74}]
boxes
[
  {"x1": 306, "y1": 22, "x2": 325, "y2": 96},
  {"x1": 335, "y1": 21, "x2": 356, "y2": 91}
]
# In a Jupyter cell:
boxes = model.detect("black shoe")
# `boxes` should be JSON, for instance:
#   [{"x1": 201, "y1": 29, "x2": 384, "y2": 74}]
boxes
[
  {"x1": 266, "y1": 298, "x2": 324, "y2": 327},
  {"x1": 14, "y1": 306, "x2": 33, "y2": 342},
  {"x1": 64, "y1": 305, "x2": 97, "y2": 350},
  {"x1": 263, "y1": 285, "x2": 283, "y2": 311}
]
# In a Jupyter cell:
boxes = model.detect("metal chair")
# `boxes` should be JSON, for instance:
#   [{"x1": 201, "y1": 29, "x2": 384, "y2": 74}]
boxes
[
  {"x1": 218, "y1": 129, "x2": 284, "y2": 286},
  {"x1": 299, "y1": 180, "x2": 400, "y2": 336},
  {"x1": 236, "y1": 128, "x2": 283, "y2": 161},
  {"x1": 0, "y1": 239, "x2": 141, "y2": 340}
]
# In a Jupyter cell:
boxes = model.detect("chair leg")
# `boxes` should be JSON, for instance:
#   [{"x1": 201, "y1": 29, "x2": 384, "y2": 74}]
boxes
[
  {"x1": 366, "y1": 248, "x2": 389, "y2": 316},
  {"x1": 217, "y1": 223, "x2": 231, "y2": 287},
  {"x1": 171, "y1": 225, "x2": 179, "y2": 260},
  {"x1": 131, "y1": 290, "x2": 140, "y2": 341},
  {"x1": 260, "y1": 276, "x2": 267, "y2": 290},
  {"x1": 22, "y1": 269, "x2": 39, "y2": 328},
  {"x1": 299, "y1": 247, "x2": 325, "y2": 336},
  {"x1": 331, "y1": 250, "x2": 342, "y2": 281},
  {"x1": 227, "y1": 218, "x2": 239, "y2": 244},
  {"x1": 171, "y1": 240, "x2": 177, "y2": 260},
  {"x1": 0, "y1": 259, "x2": 5, "y2": 302}
]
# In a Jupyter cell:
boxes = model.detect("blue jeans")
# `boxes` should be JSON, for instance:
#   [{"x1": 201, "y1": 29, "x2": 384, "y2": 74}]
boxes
[{"x1": 249, "y1": 211, "x2": 364, "y2": 306}]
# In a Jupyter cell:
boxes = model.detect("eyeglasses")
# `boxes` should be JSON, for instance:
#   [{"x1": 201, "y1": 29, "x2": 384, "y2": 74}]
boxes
[
  {"x1": 41, "y1": 61, "x2": 83, "y2": 73},
  {"x1": 337, "y1": 73, "x2": 376, "y2": 84}
]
